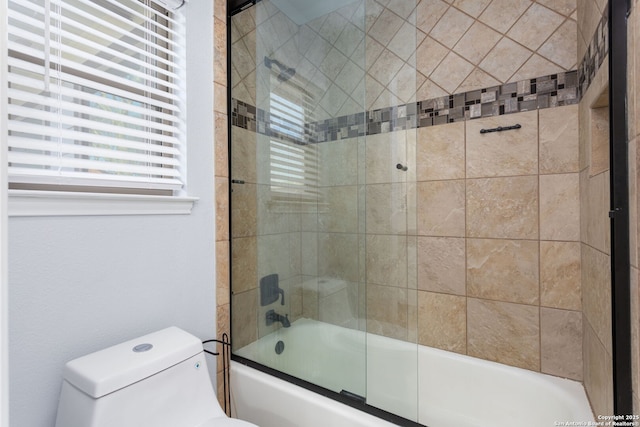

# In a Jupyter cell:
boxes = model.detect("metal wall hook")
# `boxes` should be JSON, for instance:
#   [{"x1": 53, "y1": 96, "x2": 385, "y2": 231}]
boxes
[{"x1": 396, "y1": 163, "x2": 408, "y2": 171}]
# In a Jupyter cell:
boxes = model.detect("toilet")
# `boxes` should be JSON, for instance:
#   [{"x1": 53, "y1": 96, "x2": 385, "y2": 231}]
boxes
[{"x1": 54, "y1": 327, "x2": 258, "y2": 427}]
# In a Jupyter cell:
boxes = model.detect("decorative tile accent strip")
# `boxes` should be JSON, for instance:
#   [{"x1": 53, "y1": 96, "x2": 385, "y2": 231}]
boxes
[
  {"x1": 311, "y1": 112, "x2": 367, "y2": 144},
  {"x1": 425, "y1": 73, "x2": 573, "y2": 125},
  {"x1": 232, "y1": 70, "x2": 579, "y2": 143},
  {"x1": 578, "y1": 6, "x2": 609, "y2": 98}
]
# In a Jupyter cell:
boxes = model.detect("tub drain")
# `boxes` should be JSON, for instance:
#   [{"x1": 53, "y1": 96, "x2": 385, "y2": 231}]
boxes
[{"x1": 275, "y1": 340, "x2": 285, "y2": 355}]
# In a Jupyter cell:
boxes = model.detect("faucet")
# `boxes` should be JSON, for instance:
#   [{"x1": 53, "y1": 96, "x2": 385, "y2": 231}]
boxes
[{"x1": 266, "y1": 309, "x2": 290, "y2": 328}]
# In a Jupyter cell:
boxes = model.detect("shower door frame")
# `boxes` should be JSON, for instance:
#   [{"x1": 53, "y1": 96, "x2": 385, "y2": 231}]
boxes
[
  {"x1": 226, "y1": 0, "x2": 636, "y2": 421},
  {"x1": 608, "y1": 0, "x2": 632, "y2": 416}
]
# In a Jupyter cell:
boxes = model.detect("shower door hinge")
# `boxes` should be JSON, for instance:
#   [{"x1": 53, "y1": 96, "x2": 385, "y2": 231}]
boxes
[{"x1": 609, "y1": 207, "x2": 623, "y2": 218}]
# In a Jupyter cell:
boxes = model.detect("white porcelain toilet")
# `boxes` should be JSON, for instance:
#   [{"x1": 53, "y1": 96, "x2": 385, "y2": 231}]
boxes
[{"x1": 54, "y1": 327, "x2": 258, "y2": 427}]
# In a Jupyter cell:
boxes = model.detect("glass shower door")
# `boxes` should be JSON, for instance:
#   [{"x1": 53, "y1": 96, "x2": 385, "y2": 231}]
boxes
[
  {"x1": 230, "y1": 0, "x2": 369, "y2": 404},
  {"x1": 363, "y1": 127, "x2": 419, "y2": 422},
  {"x1": 361, "y1": 1, "x2": 419, "y2": 421},
  {"x1": 230, "y1": 0, "x2": 420, "y2": 422}
]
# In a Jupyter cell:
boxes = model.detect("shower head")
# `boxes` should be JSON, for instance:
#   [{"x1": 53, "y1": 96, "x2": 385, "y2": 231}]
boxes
[
  {"x1": 277, "y1": 67, "x2": 296, "y2": 82},
  {"x1": 264, "y1": 56, "x2": 296, "y2": 82}
]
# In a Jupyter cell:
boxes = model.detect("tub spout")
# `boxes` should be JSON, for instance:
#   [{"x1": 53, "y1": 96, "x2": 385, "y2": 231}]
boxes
[{"x1": 266, "y1": 309, "x2": 290, "y2": 328}]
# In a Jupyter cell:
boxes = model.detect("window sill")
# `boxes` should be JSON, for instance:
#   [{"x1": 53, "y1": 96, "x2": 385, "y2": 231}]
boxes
[{"x1": 8, "y1": 190, "x2": 199, "y2": 217}]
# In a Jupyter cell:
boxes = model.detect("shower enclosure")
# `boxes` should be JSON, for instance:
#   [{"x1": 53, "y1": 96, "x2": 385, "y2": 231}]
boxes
[
  {"x1": 229, "y1": 0, "x2": 418, "y2": 422},
  {"x1": 229, "y1": 0, "x2": 603, "y2": 425}
]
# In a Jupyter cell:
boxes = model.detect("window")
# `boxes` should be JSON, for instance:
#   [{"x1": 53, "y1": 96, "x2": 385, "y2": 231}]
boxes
[
  {"x1": 267, "y1": 72, "x2": 320, "y2": 209},
  {"x1": 6, "y1": 0, "x2": 185, "y2": 195}
]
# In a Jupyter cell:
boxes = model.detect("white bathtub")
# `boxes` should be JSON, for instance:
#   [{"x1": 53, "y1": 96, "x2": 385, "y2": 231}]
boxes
[{"x1": 231, "y1": 318, "x2": 594, "y2": 427}]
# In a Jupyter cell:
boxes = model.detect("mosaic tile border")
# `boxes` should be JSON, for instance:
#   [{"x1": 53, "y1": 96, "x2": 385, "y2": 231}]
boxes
[
  {"x1": 232, "y1": 70, "x2": 579, "y2": 144},
  {"x1": 232, "y1": 6, "x2": 609, "y2": 144},
  {"x1": 313, "y1": 71, "x2": 578, "y2": 143}
]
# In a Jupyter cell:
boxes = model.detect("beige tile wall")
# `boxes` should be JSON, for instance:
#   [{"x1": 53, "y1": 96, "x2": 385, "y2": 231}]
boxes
[
  {"x1": 229, "y1": 70, "x2": 586, "y2": 387},
  {"x1": 577, "y1": 0, "x2": 614, "y2": 417},
  {"x1": 412, "y1": 105, "x2": 582, "y2": 379},
  {"x1": 232, "y1": 0, "x2": 578, "y2": 121},
  {"x1": 577, "y1": 0, "x2": 608, "y2": 63},
  {"x1": 628, "y1": 0, "x2": 640, "y2": 416},
  {"x1": 265, "y1": 107, "x2": 581, "y2": 381}
]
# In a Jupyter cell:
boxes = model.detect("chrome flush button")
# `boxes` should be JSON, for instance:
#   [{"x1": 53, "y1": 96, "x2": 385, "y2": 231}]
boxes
[{"x1": 132, "y1": 343, "x2": 153, "y2": 353}]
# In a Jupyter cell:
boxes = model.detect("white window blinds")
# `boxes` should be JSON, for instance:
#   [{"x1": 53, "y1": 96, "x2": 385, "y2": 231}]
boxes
[
  {"x1": 268, "y1": 72, "x2": 320, "y2": 206},
  {"x1": 7, "y1": 0, "x2": 185, "y2": 193}
]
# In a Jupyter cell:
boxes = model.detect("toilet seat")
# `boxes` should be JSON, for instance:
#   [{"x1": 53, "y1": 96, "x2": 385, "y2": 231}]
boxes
[{"x1": 198, "y1": 417, "x2": 258, "y2": 427}]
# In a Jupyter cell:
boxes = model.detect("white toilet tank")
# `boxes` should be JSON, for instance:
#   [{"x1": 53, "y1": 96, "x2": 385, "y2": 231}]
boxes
[{"x1": 54, "y1": 327, "x2": 227, "y2": 427}]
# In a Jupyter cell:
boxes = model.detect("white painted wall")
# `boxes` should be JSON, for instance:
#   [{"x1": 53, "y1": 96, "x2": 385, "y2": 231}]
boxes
[{"x1": 6, "y1": 1, "x2": 215, "y2": 426}]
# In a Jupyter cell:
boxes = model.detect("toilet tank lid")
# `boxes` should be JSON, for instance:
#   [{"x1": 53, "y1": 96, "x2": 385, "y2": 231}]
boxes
[{"x1": 62, "y1": 327, "x2": 203, "y2": 398}]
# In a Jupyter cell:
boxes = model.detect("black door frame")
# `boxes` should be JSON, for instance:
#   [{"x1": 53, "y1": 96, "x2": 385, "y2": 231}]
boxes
[
  {"x1": 609, "y1": 0, "x2": 633, "y2": 416},
  {"x1": 226, "y1": 0, "x2": 636, "y2": 417}
]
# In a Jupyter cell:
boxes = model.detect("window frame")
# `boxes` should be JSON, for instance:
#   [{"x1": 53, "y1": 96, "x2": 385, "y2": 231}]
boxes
[{"x1": 6, "y1": 0, "x2": 202, "y2": 216}]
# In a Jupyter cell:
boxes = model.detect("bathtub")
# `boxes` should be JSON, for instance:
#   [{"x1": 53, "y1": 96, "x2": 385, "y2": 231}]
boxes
[{"x1": 231, "y1": 318, "x2": 594, "y2": 427}]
